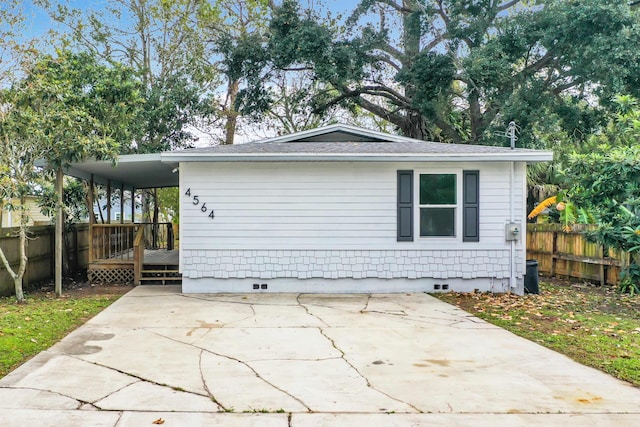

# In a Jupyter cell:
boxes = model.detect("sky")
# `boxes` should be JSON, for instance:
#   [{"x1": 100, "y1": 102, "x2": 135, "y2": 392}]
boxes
[
  {"x1": 4, "y1": 0, "x2": 372, "y2": 144},
  {"x1": 16, "y1": 0, "x2": 365, "y2": 43}
]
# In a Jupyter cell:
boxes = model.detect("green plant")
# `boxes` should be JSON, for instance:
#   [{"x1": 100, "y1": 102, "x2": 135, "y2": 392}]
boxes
[{"x1": 619, "y1": 265, "x2": 640, "y2": 295}]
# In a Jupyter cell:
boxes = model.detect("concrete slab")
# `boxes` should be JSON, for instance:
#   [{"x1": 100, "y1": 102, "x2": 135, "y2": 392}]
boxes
[
  {"x1": 0, "y1": 387, "x2": 80, "y2": 410},
  {"x1": 95, "y1": 381, "x2": 221, "y2": 411},
  {"x1": 116, "y1": 412, "x2": 288, "y2": 426},
  {"x1": 199, "y1": 351, "x2": 309, "y2": 412},
  {"x1": 6, "y1": 354, "x2": 137, "y2": 404},
  {"x1": 0, "y1": 409, "x2": 121, "y2": 427},
  {"x1": 1, "y1": 285, "x2": 639, "y2": 426},
  {"x1": 291, "y1": 413, "x2": 640, "y2": 427}
]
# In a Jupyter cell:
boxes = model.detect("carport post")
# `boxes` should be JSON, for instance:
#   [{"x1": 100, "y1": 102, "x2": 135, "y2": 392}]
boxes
[
  {"x1": 120, "y1": 183, "x2": 125, "y2": 224},
  {"x1": 55, "y1": 167, "x2": 63, "y2": 297}
]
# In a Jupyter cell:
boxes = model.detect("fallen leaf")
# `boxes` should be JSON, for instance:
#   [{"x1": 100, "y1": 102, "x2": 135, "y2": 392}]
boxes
[{"x1": 152, "y1": 418, "x2": 165, "y2": 425}]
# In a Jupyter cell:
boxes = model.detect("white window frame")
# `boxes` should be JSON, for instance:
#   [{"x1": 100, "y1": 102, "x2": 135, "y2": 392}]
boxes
[{"x1": 415, "y1": 170, "x2": 463, "y2": 241}]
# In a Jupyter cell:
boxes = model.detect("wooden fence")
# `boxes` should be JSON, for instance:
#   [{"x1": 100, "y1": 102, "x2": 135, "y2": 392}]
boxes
[
  {"x1": 0, "y1": 224, "x2": 90, "y2": 296},
  {"x1": 526, "y1": 223, "x2": 628, "y2": 285}
]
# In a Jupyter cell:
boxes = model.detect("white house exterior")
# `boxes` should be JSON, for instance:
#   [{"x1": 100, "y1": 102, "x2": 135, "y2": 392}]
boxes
[{"x1": 164, "y1": 124, "x2": 552, "y2": 295}]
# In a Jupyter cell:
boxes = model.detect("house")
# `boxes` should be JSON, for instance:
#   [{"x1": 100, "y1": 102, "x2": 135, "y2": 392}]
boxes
[
  {"x1": 161, "y1": 124, "x2": 552, "y2": 294},
  {"x1": 59, "y1": 124, "x2": 551, "y2": 293},
  {"x1": 0, "y1": 196, "x2": 52, "y2": 228}
]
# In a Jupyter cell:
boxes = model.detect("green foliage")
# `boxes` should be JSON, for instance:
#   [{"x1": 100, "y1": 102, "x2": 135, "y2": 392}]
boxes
[
  {"x1": 157, "y1": 187, "x2": 179, "y2": 223},
  {"x1": 10, "y1": 50, "x2": 143, "y2": 168},
  {"x1": 37, "y1": 178, "x2": 89, "y2": 225},
  {"x1": 261, "y1": 0, "x2": 640, "y2": 144},
  {"x1": 133, "y1": 75, "x2": 213, "y2": 153},
  {"x1": 0, "y1": 50, "x2": 144, "y2": 300},
  {"x1": 565, "y1": 143, "x2": 640, "y2": 293},
  {"x1": 40, "y1": 0, "x2": 218, "y2": 152}
]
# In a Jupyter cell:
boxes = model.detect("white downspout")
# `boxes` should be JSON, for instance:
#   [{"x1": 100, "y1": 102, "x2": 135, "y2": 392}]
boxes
[
  {"x1": 510, "y1": 160, "x2": 516, "y2": 291},
  {"x1": 508, "y1": 121, "x2": 517, "y2": 291}
]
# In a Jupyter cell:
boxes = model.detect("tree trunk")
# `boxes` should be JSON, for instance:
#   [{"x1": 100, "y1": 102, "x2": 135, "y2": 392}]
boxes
[
  {"x1": 0, "y1": 208, "x2": 28, "y2": 303},
  {"x1": 223, "y1": 79, "x2": 240, "y2": 145},
  {"x1": 399, "y1": 113, "x2": 431, "y2": 140},
  {"x1": 14, "y1": 226, "x2": 27, "y2": 303}
]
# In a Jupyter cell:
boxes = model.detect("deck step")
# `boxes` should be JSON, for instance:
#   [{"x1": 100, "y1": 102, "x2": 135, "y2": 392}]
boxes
[
  {"x1": 141, "y1": 270, "x2": 180, "y2": 274},
  {"x1": 139, "y1": 276, "x2": 182, "y2": 281}
]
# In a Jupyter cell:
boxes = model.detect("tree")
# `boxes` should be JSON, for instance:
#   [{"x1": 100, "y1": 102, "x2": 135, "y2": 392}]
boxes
[
  {"x1": 39, "y1": 0, "x2": 221, "y2": 233},
  {"x1": 39, "y1": 0, "x2": 216, "y2": 152},
  {"x1": 566, "y1": 146, "x2": 640, "y2": 294},
  {"x1": 0, "y1": 97, "x2": 42, "y2": 303},
  {"x1": 564, "y1": 97, "x2": 640, "y2": 293},
  {"x1": 0, "y1": 51, "x2": 143, "y2": 301},
  {"x1": 263, "y1": 0, "x2": 640, "y2": 145},
  {"x1": 200, "y1": 0, "x2": 273, "y2": 145}
]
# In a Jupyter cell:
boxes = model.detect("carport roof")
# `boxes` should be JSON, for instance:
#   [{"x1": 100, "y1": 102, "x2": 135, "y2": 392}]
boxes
[{"x1": 63, "y1": 153, "x2": 179, "y2": 190}]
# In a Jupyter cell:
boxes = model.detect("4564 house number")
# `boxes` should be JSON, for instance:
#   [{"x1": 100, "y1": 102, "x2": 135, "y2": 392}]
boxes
[{"x1": 184, "y1": 188, "x2": 215, "y2": 219}]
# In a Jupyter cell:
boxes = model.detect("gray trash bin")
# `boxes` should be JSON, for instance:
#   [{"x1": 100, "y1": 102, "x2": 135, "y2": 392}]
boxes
[{"x1": 525, "y1": 259, "x2": 539, "y2": 294}]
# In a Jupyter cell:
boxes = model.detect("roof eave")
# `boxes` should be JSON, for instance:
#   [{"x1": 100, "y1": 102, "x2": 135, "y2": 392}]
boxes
[{"x1": 162, "y1": 152, "x2": 554, "y2": 163}]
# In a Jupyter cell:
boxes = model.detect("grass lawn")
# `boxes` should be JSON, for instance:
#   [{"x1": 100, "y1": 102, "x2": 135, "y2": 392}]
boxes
[
  {"x1": 434, "y1": 280, "x2": 640, "y2": 387},
  {"x1": 0, "y1": 284, "x2": 132, "y2": 379}
]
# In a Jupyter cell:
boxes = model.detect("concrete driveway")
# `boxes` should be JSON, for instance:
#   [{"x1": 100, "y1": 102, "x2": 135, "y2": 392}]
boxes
[{"x1": 1, "y1": 286, "x2": 639, "y2": 426}]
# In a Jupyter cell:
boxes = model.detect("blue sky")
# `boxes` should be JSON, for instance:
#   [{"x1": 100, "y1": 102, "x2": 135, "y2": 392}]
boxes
[{"x1": 15, "y1": 0, "x2": 365, "y2": 43}]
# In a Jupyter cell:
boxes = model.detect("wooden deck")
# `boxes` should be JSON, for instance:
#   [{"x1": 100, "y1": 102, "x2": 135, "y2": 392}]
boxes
[
  {"x1": 90, "y1": 249, "x2": 178, "y2": 265},
  {"x1": 144, "y1": 249, "x2": 179, "y2": 266}
]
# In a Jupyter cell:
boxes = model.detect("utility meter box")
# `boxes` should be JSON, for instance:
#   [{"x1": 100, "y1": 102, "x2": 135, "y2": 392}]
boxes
[{"x1": 505, "y1": 222, "x2": 521, "y2": 241}]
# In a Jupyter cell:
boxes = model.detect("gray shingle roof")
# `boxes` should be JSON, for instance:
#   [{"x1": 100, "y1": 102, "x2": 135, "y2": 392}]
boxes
[
  {"x1": 163, "y1": 124, "x2": 553, "y2": 162},
  {"x1": 177, "y1": 140, "x2": 538, "y2": 155}
]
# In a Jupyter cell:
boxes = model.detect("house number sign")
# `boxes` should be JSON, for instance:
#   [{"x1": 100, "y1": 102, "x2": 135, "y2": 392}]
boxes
[{"x1": 184, "y1": 188, "x2": 215, "y2": 219}]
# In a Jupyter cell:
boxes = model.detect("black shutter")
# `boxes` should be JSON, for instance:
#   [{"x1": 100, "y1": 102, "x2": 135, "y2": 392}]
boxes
[
  {"x1": 397, "y1": 170, "x2": 414, "y2": 241},
  {"x1": 463, "y1": 170, "x2": 480, "y2": 242}
]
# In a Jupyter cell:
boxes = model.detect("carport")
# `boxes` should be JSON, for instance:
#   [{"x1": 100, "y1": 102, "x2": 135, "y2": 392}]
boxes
[{"x1": 56, "y1": 153, "x2": 180, "y2": 286}]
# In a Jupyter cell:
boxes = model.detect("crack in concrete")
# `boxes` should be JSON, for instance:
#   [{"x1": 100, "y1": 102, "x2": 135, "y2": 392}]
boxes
[
  {"x1": 305, "y1": 300, "x2": 472, "y2": 328},
  {"x1": 179, "y1": 294, "x2": 298, "y2": 307},
  {"x1": 295, "y1": 297, "x2": 422, "y2": 414},
  {"x1": 287, "y1": 411, "x2": 292, "y2": 427},
  {"x1": 2, "y1": 385, "x2": 85, "y2": 407},
  {"x1": 314, "y1": 325, "x2": 422, "y2": 413},
  {"x1": 296, "y1": 294, "x2": 329, "y2": 327},
  {"x1": 365, "y1": 309, "x2": 408, "y2": 317},
  {"x1": 65, "y1": 354, "x2": 215, "y2": 407},
  {"x1": 359, "y1": 294, "x2": 372, "y2": 313},
  {"x1": 243, "y1": 357, "x2": 342, "y2": 363},
  {"x1": 90, "y1": 379, "x2": 143, "y2": 405},
  {"x1": 445, "y1": 320, "x2": 498, "y2": 330},
  {"x1": 113, "y1": 411, "x2": 123, "y2": 426},
  {"x1": 198, "y1": 349, "x2": 227, "y2": 411},
  {"x1": 148, "y1": 329, "x2": 312, "y2": 412}
]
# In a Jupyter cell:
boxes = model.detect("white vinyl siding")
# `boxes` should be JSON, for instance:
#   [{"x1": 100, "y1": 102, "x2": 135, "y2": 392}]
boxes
[{"x1": 179, "y1": 161, "x2": 525, "y2": 251}]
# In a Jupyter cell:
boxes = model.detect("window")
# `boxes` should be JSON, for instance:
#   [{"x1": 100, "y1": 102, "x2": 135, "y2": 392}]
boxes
[
  {"x1": 396, "y1": 169, "x2": 479, "y2": 242},
  {"x1": 419, "y1": 174, "x2": 456, "y2": 237}
]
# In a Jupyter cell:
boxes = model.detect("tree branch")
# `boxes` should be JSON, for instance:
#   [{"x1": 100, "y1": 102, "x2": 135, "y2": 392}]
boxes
[
  {"x1": 378, "y1": 0, "x2": 415, "y2": 14},
  {"x1": 497, "y1": 0, "x2": 521, "y2": 12}
]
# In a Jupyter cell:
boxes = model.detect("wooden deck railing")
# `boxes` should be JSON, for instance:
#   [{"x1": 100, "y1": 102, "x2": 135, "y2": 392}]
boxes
[
  {"x1": 89, "y1": 222, "x2": 174, "y2": 285},
  {"x1": 140, "y1": 222, "x2": 174, "y2": 250},
  {"x1": 89, "y1": 222, "x2": 174, "y2": 262},
  {"x1": 89, "y1": 224, "x2": 139, "y2": 262}
]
